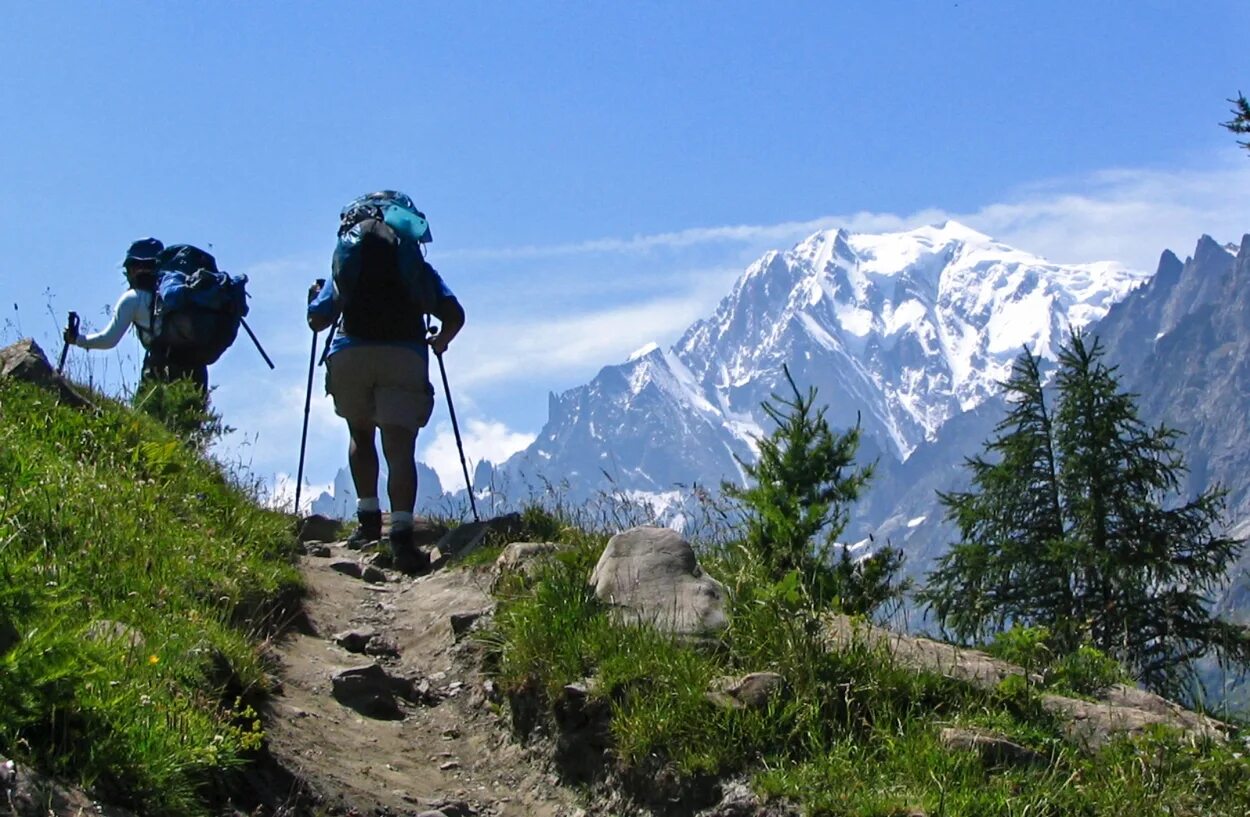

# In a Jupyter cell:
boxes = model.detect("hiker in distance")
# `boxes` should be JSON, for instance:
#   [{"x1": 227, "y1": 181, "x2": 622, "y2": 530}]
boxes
[
  {"x1": 65, "y1": 237, "x2": 253, "y2": 395},
  {"x1": 65, "y1": 238, "x2": 212, "y2": 390},
  {"x1": 307, "y1": 191, "x2": 465, "y2": 574}
]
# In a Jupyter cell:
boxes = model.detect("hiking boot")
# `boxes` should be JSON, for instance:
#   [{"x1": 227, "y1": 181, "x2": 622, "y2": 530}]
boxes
[
  {"x1": 345, "y1": 510, "x2": 383, "y2": 550},
  {"x1": 388, "y1": 528, "x2": 430, "y2": 575}
]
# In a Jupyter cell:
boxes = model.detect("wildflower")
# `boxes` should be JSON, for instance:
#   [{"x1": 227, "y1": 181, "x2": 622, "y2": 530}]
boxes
[{"x1": 148, "y1": 654, "x2": 159, "y2": 665}]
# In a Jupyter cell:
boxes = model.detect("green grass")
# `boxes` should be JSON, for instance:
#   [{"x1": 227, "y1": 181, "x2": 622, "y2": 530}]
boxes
[
  {"x1": 0, "y1": 378, "x2": 302, "y2": 815},
  {"x1": 485, "y1": 505, "x2": 1250, "y2": 816}
]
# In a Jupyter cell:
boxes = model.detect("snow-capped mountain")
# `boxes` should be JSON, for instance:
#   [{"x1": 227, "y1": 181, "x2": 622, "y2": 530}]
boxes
[
  {"x1": 845, "y1": 233, "x2": 1250, "y2": 593},
  {"x1": 310, "y1": 462, "x2": 444, "y2": 520},
  {"x1": 501, "y1": 221, "x2": 1148, "y2": 498}
]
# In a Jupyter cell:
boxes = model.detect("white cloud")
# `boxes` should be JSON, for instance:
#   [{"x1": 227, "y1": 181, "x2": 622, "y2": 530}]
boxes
[
  {"x1": 268, "y1": 471, "x2": 333, "y2": 516},
  {"x1": 444, "y1": 151, "x2": 1250, "y2": 274},
  {"x1": 433, "y1": 152, "x2": 1250, "y2": 390},
  {"x1": 420, "y1": 418, "x2": 537, "y2": 491},
  {"x1": 448, "y1": 289, "x2": 720, "y2": 389}
]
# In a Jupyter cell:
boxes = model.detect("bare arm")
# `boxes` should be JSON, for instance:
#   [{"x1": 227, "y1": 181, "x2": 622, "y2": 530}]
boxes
[{"x1": 428, "y1": 297, "x2": 465, "y2": 356}]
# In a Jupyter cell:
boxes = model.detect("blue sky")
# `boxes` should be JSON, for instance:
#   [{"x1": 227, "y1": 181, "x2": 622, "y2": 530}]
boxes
[{"x1": 3, "y1": 2, "x2": 1248, "y2": 506}]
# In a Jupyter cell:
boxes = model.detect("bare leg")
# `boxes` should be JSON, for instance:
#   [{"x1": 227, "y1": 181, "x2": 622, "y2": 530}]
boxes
[
  {"x1": 346, "y1": 421, "x2": 380, "y2": 502},
  {"x1": 380, "y1": 423, "x2": 418, "y2": 514}
]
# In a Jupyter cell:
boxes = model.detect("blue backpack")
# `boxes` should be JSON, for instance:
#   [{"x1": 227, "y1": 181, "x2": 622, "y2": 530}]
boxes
[
  {"x1": 334, "y1": 192, "x2": 436, "y2": 342},
  {"x1": 150, "y1": 245, "x2": 249, "y2": 365}
]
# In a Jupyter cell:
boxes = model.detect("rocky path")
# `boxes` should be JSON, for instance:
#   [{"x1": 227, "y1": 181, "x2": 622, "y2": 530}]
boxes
[{"x1": 262, "y1": 539, "x2": 581, "y2": 817}]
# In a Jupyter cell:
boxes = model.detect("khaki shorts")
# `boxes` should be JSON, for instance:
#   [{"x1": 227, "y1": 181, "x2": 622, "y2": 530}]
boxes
[{"x1": 325, "y1": 345, "x2": 435, "y2": 432}]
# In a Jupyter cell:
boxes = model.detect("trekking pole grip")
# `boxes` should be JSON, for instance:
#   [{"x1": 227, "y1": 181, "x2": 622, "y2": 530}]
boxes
[{"x1": 57, "y1": 311, "x2": 80, "y2": 374}]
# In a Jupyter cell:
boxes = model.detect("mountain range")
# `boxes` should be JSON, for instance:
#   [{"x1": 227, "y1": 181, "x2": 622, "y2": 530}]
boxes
[
  {"x1": 313, "y1": 221, "x2": 1250, "y2": 621},
  {"x1": 497, "y1": 221, "x2": 1147, "y2": 506}
]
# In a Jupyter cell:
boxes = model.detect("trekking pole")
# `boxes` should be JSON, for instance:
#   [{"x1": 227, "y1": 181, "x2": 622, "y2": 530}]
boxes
[
  {"x1": 239, "y1": 317, "x2": 276, "y2": 369},
  {"x1": 294, "y1": 280, "x2": 324, "y2": 516},
  {"x1": 433, "y1": 344, "x2": 479, "y2": 522},
  {"x1": 56, "y1": 311, "x2": 79, "y2": 375}
]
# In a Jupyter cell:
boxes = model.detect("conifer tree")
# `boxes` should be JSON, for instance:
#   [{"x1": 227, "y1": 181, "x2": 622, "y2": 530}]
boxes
[
  {"x1": 725, "y1": 365, "x2": 906, "y2": 615},
  {"x1": 1224, "y1": 92, "x2": 1250, "y2": 152},
  {"x1": 921, "y1": 348, "x2": 1075, "y2": 645},
  {"x1": 923, "y1": 329, "x2": 1250, "y2": 698}
]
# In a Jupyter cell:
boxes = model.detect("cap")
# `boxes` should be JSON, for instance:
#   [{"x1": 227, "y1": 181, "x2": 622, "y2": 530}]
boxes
[{"x1": 124, "y1": 237, "x2": 164, "y2": 263}]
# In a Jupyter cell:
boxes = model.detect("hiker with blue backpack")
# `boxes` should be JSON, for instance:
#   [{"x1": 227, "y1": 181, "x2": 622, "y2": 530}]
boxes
[
  {"x1": 307, "y1": 191, "x2": 465, "y2": 574},
  {"x1": 64, "y1": 237, "x2": 254, "y2": 394}
]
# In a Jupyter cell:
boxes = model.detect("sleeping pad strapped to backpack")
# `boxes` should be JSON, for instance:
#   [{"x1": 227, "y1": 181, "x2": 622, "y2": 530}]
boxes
[{"x1": 151, "y1": 244, "x2": 249, "y2": 365}]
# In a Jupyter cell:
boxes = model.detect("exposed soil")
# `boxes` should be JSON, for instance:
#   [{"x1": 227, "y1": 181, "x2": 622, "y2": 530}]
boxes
[{"x1": 257, "y1": 542, "x2": 583, "y2": 817}]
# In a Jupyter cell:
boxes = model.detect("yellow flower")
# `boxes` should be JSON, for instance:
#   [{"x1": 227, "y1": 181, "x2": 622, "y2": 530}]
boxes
[{"x1": 148, "y1": 655, "x2": 160, "y2": 665}]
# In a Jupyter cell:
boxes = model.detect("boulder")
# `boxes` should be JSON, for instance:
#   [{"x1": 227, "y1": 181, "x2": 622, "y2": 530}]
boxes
[
  {"x1": 0, "y1": 339, "x2": 92, "y2": 408},
  {"x1": 590, "y1": 526, "x2": 728, "y2": 636}
]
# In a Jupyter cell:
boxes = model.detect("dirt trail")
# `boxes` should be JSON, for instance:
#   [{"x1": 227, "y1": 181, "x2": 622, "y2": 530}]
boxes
[{"x1": 263, "y1": 541, "x2": 580, "y2": 817}]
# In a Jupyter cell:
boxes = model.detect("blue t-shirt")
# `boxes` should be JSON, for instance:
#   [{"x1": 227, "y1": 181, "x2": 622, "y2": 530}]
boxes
[{"x1": 307, "y1": 239, "x2": 456, "y2": 361}]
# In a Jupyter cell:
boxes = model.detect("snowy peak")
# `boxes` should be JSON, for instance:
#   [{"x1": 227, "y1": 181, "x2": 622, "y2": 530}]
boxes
[
  {"x1": 502, "y1": 222, "x2": 1151, "y2": 502},
  {"x1": 676, "y1": 222, "x2": 1148, "y2": 458}
]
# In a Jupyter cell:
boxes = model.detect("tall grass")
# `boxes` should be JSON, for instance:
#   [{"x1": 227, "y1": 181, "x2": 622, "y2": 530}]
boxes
[{"x1": 0, "y1": 378, "x2": 301, "y2": 815}]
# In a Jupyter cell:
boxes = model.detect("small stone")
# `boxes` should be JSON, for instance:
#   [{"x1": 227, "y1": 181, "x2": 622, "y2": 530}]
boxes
[
  {"x1": 329, "y1": 560, "x2": 364, "y2": 579},
  {"x1": 331, "y1": 664, "x2": 403, "y2": 720},
  {"x1": 305, "y1": 544, "x2": 333, "y2": 558},
  {"x1": 362, "y1": 565, "x2": 388, "y2": 584},
  {"x1": 333, "y1": 629, "x2": 377, "y2": 654},
  {"x1": 439, "y1": 760, "x2": 460, "y2": 771},
  {"x1": 364, "y1": 636, "x2": 401, "y2": 657}
]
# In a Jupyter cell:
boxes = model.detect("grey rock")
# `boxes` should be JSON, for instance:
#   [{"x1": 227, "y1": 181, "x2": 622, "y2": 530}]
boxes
[
  {"x1": 425, "y1": 798, "x2": 476, "y2": 817},
  {"x1": 433, "y1": 513, "x2": 523, "y2": 564},
  {"x1": 449, "y1": 610, "x2": 487, "y2": 640},
  {"x1": 304, "y1": 543, "x2": 332, "y2": 557},
  {"x1": 939, "y1": 727, "x2": 1047, "y2": 767},
  {"x1": 329, "y1": 560, "x2": 364, "y2": 579},
  {"x1": 590, "y1": 526, "x2": 728, "y2": 636},
  {"x1": 492, "y1": 541, "x2": 565, "y2": 589},
  {"x1": 297, "y1": 514, "x2": 340, "y2": 544},
  {"x1": 695, "y1": 779, "x2": 798, "y2": 817},
  {"x1": 0, "y1": 339, "x2": 93, "y2": 409},
  {"x1": 364, "y1": 635, "x2": 401, "y2": 657},
  {"x1": 330, "y1": 664, "x2": 403, "y2": 720},
  {"x1": 333, "y1": 629, "x2": 376, "y2": 653},
  {"x1": 410, "y1": 517, "x2": 451, "y2": 546},
  {"x1": 2, "y1": 753, "x2": 137, "y2": 817},
  {"x1": 361, "y1": 565, "x2": 388, "y2": 584},
  {"x1": 707, "y1": 672, "x2": 786, "y2": 710},
  {"x1": 823, "y1": 613, "x2": 1230, "y2": 750}
]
